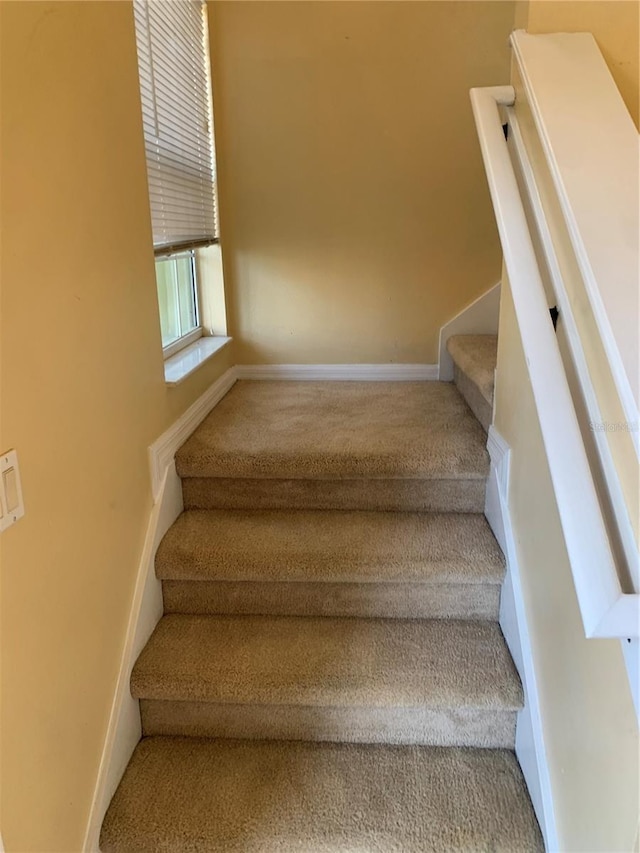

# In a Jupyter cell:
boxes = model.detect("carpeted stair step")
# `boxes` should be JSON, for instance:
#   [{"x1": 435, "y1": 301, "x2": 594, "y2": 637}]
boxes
[
  {"x1": 131, "y1": 614, "x2": 522, "y2": 747},
  {"x1": 100, "y1": 737, "x2": 544, "y2": 853},
  {"x1": 158, "y1": 509, "x2": 505, "y2": 619},
  {"x1": 177, "y1": 381, "x2": 489, "y2": 512},
  {"x1": 446, "y1": 335, "x2": 498, "y2": 432}
]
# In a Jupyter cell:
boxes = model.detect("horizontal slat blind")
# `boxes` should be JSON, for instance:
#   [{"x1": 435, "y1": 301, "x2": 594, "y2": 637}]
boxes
[{"x1": 133, "y1": 0, "x2": 217, "y2": 254}]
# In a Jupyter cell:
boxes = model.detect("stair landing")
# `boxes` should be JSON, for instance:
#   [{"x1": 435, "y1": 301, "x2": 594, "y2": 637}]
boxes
[
  {"x1": 176, "y1": 380, "x2": 488, "y2": 480},
  {"x1": 177, "y1": 381, "x2": 490, "y2": 513}
]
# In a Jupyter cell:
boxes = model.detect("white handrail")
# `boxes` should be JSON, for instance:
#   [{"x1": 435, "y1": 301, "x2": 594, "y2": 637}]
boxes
[
  {"x1": 510, "y1": 32, "x2": 639, "y2": 455},
  {"x1": 506, "y1": 107, "x2": 639, "y2": 591},
  {"x1": 470, "y1": 86, "x2": 638, "y2": 639}
]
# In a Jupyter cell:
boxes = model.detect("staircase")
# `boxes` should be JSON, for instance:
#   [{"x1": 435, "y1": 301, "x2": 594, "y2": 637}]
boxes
[
  {"x1": 447, "y1": 334, "x2": 498, "y2": 432},
  {"x1": 101, "y1": 367, "x2": 543, "y2": 851}
]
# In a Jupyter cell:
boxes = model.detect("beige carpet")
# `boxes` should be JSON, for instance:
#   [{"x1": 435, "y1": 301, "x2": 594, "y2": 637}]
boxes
[
  {"x1": 446, "y1": 336, "x2": 498, "y2": 434},
  {"x1": 446, "y1": 336, "x2": 498, "y2": 405},
  {"x1": 176, "y1": 381, "x2": 489, "y2": 481},
  {"x1": 100, "y1": 738, "x2": 544, "y2": 852},
  {"x1": 156, "y1": 509, "x2": 504, "y2": 584},
  {"x1": 132, "y1": 615, "x2": 521, "y2": 710},
  {"x1": 161, "y1": 577, "x2": 502, "y2": 620},
  {"x1": 157, "y1": 508, "x2": 504, "y2": 620},
  {"x1": 181, "y1": 473, "x2": 488, "y2": 512},
  {"x1": 101, "y1": 377, "x2": 543, "y2": 850},
  {"x1": 130, "y1": 614, "x2": 521, "y2": 747}
]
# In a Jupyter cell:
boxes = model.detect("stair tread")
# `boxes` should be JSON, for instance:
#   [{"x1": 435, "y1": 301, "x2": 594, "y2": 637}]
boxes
[
  {"x1": 176, "y1": 380, "x2": 489, "y2": 480},
  {"x1": 156, "y1": 509, "x2": 505, "y2": 584},
  {"x1": 447, "y1": 335, "x2": 497, "y2": 404},
  {"x1": 132, "y1": 614, "x2": 522, "y2": 710},
  {"x1": 100, "y1": 737, "x2": 543, "y2": 853}
]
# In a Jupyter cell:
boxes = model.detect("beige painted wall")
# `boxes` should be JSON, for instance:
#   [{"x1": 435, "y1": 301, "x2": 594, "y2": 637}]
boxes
[
  {"x1": 210, "y1": 0, "x2": 515, "y2": 365},
  {"x1": 495, "y1": 279, "x2": 639, "y2": 851},
  {"x1": 0, "y1": 2, "x2": 233, "y2": 850},
  {"x1": 517, "y1": 0, "x2": 639, "y2": 128}
]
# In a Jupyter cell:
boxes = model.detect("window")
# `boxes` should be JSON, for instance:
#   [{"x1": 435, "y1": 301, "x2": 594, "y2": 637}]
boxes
[
  {"x1": 133, "y1": 0, "x2": 219, "y2": 358},
  {"x1": 155, "y1": 251, "x2": 200, "y2": 356}
]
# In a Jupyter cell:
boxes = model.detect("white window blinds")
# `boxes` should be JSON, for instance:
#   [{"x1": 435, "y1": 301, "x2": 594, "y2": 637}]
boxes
[{"x1": 133, "y1": 0, "x2": 218, "y2": 255}]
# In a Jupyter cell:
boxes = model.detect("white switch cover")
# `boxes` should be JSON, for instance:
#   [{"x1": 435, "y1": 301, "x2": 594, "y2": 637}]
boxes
[{"x1": 0, "y1": 450, "x2": 24, "y2": 532}]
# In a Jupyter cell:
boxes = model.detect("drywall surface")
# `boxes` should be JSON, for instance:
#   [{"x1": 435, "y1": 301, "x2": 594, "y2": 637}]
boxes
[
  {"x1": 0, "y1": 2, "x2": 233, "y2": 850},
  {"x1": 520, "y1": 0, "x2": 639, "y2": 128},
  {"x1": 494, "y1": 279, "x2": 639, "y2": 853},
  {"x1": 209, "y1": 0, "x2": 515, "y2": 365}
]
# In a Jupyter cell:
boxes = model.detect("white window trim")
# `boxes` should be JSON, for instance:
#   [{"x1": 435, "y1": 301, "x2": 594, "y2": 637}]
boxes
[
  {"x1": 162, "y1": 326, "x2": 203, "y2": 360},
  {"x1": 156, "y1": 248, "x2": 203, "y2": 360},
  {"x1": 164, "y1": 335, "x2": 232, "y2": 386}
]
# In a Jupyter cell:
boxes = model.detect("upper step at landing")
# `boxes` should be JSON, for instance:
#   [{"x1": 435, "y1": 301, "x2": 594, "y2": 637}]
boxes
[
  {"x1": 177, "y1": 381, "x2": 488, "y2": 480},
  {"x1": 176, "y1": 381, "x2": 490, "y2": 513},
  {"x1": 446, "y1": 336, "x2": 498, "y2": 432}
]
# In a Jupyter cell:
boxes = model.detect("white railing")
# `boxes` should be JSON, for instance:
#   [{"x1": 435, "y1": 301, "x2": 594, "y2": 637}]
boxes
[
  {"x1": 470, "y1": 85, "x2": 638, "y2": 639},
  {"x1": 506, "y1": 109, "x2": 639, "y2": 592},
  {"x1": 510, "y1": 32, "x2": 639, "y2": 453}
]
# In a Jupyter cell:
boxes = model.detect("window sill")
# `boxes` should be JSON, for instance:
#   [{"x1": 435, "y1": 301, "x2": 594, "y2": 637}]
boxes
[{"x1": 164, "y1": 335, "x2": 232, "y2": 386}]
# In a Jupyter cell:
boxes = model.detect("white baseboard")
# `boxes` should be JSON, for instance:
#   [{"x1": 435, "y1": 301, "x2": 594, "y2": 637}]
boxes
[
  {"x1": 84, "y1": 372, "x2": 238, "y2": 851},
  {"x1": 485, "y1": 426, "x2": 510, "y2": 553},
  {"x1": 83, "y1": 462, "x2": 182, "y2": 852},
  {"x1": 438, "y1": 282, "x2": 501, "y2": 381},
  {"x1": 148, "y1": 366, "x2": 238, "y2": 501},
  {"x1": 485, "y1": 427, "x2": 558, "y2": 852},
  {"x1": 235, "y1": 364, "x2": 438, "y2": 381}
]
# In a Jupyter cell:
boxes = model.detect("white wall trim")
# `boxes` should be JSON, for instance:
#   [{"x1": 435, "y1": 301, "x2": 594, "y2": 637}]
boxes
[
  {"x1": 84, "y1": 371, "x2": 239, "y2": 850},
  {"x1": 148, "y1": 366, "x2": 238, "y2": 501},
  {"x1": 235, "y1": 364, "x2": 438, "y2": 381},
  {"x1": 438, "y1": 282, "x2": 502, "y2": 381},
  {"x1": 486, "y1": 428, "x2": 559, "y2": 852},
  {"x1": 83, "y1": 463, "x2": 182, "y2": 852},
  {"x1": 164, "y1": 335, "x2": 232, "y2": 386},
  {"x1": 484, "y1": 427, "x2": 510, "y2": 555},
  {"x1": 487, "y1": 425, "x2": 510, "y2": 498}
]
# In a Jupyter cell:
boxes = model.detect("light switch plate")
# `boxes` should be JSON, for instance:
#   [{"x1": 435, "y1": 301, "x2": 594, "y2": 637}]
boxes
[{"x1": 0, "y1": 450, "x2": 24, "y2": 532}]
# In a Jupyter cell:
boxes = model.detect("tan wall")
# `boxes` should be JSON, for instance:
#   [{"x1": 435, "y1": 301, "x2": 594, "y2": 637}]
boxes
[
  {"x1": 210, "y1": 0, "x2": 515, "y2": 365},
  {"x1": 495, "y1": 280, "x2": 639, "y2": 852},
  {"x1": 518, "y1": 0, "x2": 639, "y2": 128},
  {"x1": 0, "y1": 3, "x2": 233, "y2": 850}
]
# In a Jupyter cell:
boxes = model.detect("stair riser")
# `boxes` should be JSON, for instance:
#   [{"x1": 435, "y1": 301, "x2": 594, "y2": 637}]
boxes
[
  {"x1": 182, "y1": 477, "x2": 486, "y2": 513},
  {"x1": 162, "y1": 580, "x2": 501, "y2": 620},
  {"x1": 453, "y1": 365, "x2": 492, "y2": 433},
  {"x1": 140, "y1": 700, "x2": 517, "y2": 749}
]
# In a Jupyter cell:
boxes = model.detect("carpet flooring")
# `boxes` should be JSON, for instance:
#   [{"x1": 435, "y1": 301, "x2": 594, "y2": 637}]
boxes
[
  {"x1": 132, "y1": 615, "x2": 521, "y2": 710},
  {"x1": 447, "y1": 336, "x2": 498, "y2": 406},
  {"x1": 101, "y1": 375, "x2": 544, "y2": 851},
  {"x1": 157, "y1": 508, "x2": 505, "y2": 620},
  {"x1": 447, "y1": 336, "x2": 498, "y2": 433},
  {"x1": 176, "y1": 381, "x2": 489, "y2": 481},
  {"x1": 156, "y1": 509, "x2": 504, "y2": 584},
  {"x1": 101, "y1": 738, "x2": 543, "y2": 852}
]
